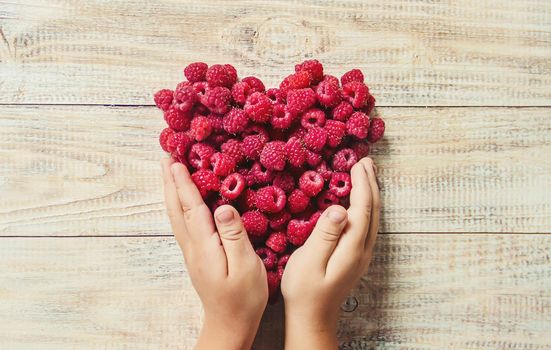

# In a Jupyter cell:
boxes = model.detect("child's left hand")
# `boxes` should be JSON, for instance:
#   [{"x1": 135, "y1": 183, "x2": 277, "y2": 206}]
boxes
[{"x1": 161, "y1": 158, "x2": 268, "y2": 350}]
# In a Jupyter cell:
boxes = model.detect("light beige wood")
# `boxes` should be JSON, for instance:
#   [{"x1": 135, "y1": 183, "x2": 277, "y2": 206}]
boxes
[
  {"x1": 0, "y1": 1, "x2": 550, "y2": 105},
  {"x1": 1, "y1": 106, "x2": 550, "y2": 236},
  {"x1": 0, "y1": 235, "x2": 549, "y2": 349}
]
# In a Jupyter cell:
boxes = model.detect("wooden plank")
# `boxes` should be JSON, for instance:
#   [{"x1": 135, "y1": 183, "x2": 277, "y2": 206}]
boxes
[
  {"x1": 0, "y1": 0, "x2": 550, "y2": 106},
  {"x1": 1, "y1": 106, "x2": 550, "y2": 236},
  {"x1": 0, "y1": 235, "x2": 549, "y2": 349}
]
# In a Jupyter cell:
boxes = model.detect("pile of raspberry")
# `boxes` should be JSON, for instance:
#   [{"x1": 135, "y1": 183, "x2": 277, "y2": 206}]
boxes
[{"x1": 155, "y1": 60, "x2": 384, "y2": 299}]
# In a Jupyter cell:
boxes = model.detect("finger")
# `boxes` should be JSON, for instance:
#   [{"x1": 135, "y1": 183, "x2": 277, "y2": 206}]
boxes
[
  {"x1": 364, "y1": 159, "x2": 380, "y2": 252},
  {"x1": 214, "y1": 205, "x2": 257, "y2": 276},
  {"x1": 302, "y1": 205, "x2": 348, "y2": 269},
  {"x1": 171, "y1": 162, "x2": 216, "y2": 242},
  {"x1": 346, "y1": 158, "x2": 373, "y2": 244},
  {"x1": 161, "y1": 158, "x2": 188, "y2": 247}
]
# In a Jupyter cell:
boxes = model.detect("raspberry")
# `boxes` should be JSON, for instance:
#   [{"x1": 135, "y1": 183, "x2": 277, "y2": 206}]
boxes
[
  {"x1": 309, "y1": 210, "x2": 323, "y2": 226},
  {"x1": 256, "y1": 247, "x2": 278, "y2": 270},
  {"x1": 324, "y1": 119, "x2": 347, "y2": 148},
  {"x1": 205, "y1": 64, "x2": 234, "y2": 88},
  {"x1": 206, "y1": 113, "x2": 224, "y2": 133},
  {"x1": 242, "y1": 76, "x2": 266, "y2": 93},
  {"x1": 260, "y1": 141, "x2": 286, "y2": 171},
  {"x1": 287, "y1": 189, "x2": 310, "y2": 213},
  {"x1": 287, "y1": 219, "x2": 314, "y2": 246},
  {"x1": 184, "y1": 62, "x2": 208, "y2": 83},
  {"x1": 329, "y1": 172, "x2": 352, "y2": 197},
  {"x1": 268, "y1": 210, "x2": 291, "y2": 230},
  {"x1": 164, "y1": 105, "x2": 191, "y2": 131},
  {"x1": 249, "y1": 162, "x2": 275, "y2": 185},
  {"x1": 266, "y1": 232, "x2": 287, "y2": 254},
  {"x1": 286, "y1": 88, "x2": 317, "y2": 115},
  {"x1": 346, "y1": 112, "x2": 370, "y2": 139},
  {"x1": 256, "y1": 185, "x2": 286, "y2": 213},
  {"x1": 190, "y1": 115, "x2": 212, "y2": 141},
  {"x1": 210, "y1": 152, "x2": 236, "y2": 177},
  {"x1": 188, "y1": 143, "x2": 215, "y2": 169},
  {"x1": 367, "y1": 117, "x2": 385, "y2": 143},
  {"x1": 220, "y1": 173, "x2": 246, "y2": 200},
  {"x1": 342, "y1": 81, "x2": 369, "y2": 109},
  {"x1": 208, "y1": 134, "x2": 230, "y2": 148},
  {"x1": 223, "y1": 108, "x2": 248, "y2": 134},
  {"x1": 221, "y1": 139, "x2": 245, "y2": 164},
  {"x1": 315, "y1": 79, "x2": 341, "y2": 108},
  {"x1": 243, "y1": 124, "x2": 269, "y2": 143},
  {"x1": 341, "y1": 69, "x2": 364, "y2": 86},
  {"x1": 266, "y1": 88, "x2": 284, "y2": 104},
  {"x1": 305, "y1": 149, "x2": 322, "y2": 167},
  {"x1": 192, "y1": 81, "x2": 209, "y2": 99},
  {"x1": 174, "y1": 82, "x2": 197, "y2": 112},
  {"x1": 242, "y1": 211, "x2": 268, "y2": 238},
  {"x1": 331, "y1": 101, "x2": 353, "y2": 122},
  {"x1": 332, "y1": 148, "x2": 358, "y2": 172},
  {"x1": 244, "y1": 92, "x2": 272, "y2": 123},
  {"x1": 201, "y1": 86, "x2": 232, "y2": 114},
  {"x1": 242, "y1": 135, "x2": 266, "y2": 160},
  {"x1": 303, "y1": 127, "x2": 327, "y2": 152},
  {"x1": 191, "y1": 169, "x2": 220, "y2": 197},
  {"x1": 224, "y1": 64, "x2": 238, "y2": 86},
  {"x1": 363, "y1": 94, "x2": 376, "y2": 116},
  {"x1": 322, "y1": 74, "x2": 340, "y2": 87},
  {"x1": 284, "y1": 137, "x2": 307, "y2": 167},
  {"x1": 154, "y1": 89, "x2": 174, "y2": 111},
  {"x1": 279, "y1": 71, "x2": 312, "y2": 96},
  {"x1": 299, "y1": 171, "x2": 324, "y2": 197},
  {"x1": 169, "y1": 132, "x2": 193, "y2": 156},
  {"x1": 316, "y1": 190, "x2": 339, "y2": 209},
  {"x1": 301, "y1": 108, "x2": 326, "y2": 129},
  {"x1": 159, "y1": 128, "x2": 174, "y2": 152},
  {"x1": 267, "y1": 271, "x2": 280, "y2": 299},
  {"x1": 352, "y1": 141, "x2": 370, "y2": 158},
  {"x1": 277, "y1": 254, "x2": 290, "y2": 280},
  {"x1": 240, "y1": 188, "x2": 257, "y2": 211},
  {"x1": 273, "y1": 172, "x2": 295, "y2": 193},
  {"x1": 231, "y1": 82, "x2": 252, "y2": 106},
  {"x1": 270, "y1": 104, "x2": 294, "y2": 129},
  {"x1": 315, "y1": 161, "x2": 333, "y2": 181},
  {"x1": 210, "y1": 196, "x2": 231, "y2": 213},
  {"x1": 295, "y1": 59, "x2": 324, "y2": 84}
]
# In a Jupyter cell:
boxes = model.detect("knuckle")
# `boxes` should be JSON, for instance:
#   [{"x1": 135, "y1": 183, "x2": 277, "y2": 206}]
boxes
[
  {"x1": 316, "y1": 226, "x2": 341, "y2": 242},
  {"x1": 220, "y1": 227, "x2": 245, "y2": 241}
]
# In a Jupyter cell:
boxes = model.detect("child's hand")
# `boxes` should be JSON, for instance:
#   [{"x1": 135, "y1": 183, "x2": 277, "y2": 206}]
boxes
[
  {"x1": 161, "y1": 158, "x2": 268, "y2": 350},
  {"x1": 281, "y1": 157, "x2": 380, "y2": 349}
]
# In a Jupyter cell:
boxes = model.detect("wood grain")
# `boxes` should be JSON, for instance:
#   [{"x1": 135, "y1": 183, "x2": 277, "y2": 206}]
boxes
[
  {"x1": 0, "y1": 235, "x2": 549, "y2": 349},
  {"x1": 0, "y1": 0, "x2": 550, "y2": 105},
  {"x1": 1, "y1": 105, "x2": 550, "y2": 236}
]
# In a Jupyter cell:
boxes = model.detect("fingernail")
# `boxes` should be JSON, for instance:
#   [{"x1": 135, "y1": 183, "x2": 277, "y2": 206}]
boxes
[
  {"x1": 216, "y1": 208, "x2": 234, "y2": 224},
  {"x1": 328, "y1": 209, "x2": 347, "y2": 224}
]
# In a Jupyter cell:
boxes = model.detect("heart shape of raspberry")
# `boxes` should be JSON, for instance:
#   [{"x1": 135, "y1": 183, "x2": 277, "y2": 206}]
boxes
[{"x1": 155, "y1": 60, "x2": 385, "y2": 299}]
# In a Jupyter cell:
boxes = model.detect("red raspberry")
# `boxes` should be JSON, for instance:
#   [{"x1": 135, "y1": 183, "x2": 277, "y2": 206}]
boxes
[
  {"x1": 367, "y1": 118, "x2": 385, "y2": 143},
  {"x1": 201, "y1": 86, "x2": 232, "y2": 114},
  {"x1": 223, "y1": 108, "x2": 248, "y2": 134},
  {"x1": 242, "y1": 76, "x2": 266, "y2": 93},
  {"x1": 315, "y1": 79, "x2": 341, "y2": 108},
  {"x1": 188, "y1": 143, "x2": 215, "y2": 169},
  {"x1": 208, "y1": 134, "x2": 230, "y2": 148},
  {"x1": 309, "y1": 210, "x2": 323, "y2": 226},
  {"x1": 341, "y1": 69, "x2": 364, "y2": 86},
  {"x1": 266, "y1": 232, "x2": 287, "y2": 254},
  {"x1": 210, "y1": 196, "x2": 231, "y2": 213},
  {"x1": 244, "y1": 92, "x2": 272, "y2": 123},
  {"x1": 249, "y1": 162, "x2": 275, "y2": 185},
  {"x1": 159, "y1": 128, "x2": 174, "y2": 152},
  {"x1": 331, "y1": 101, "x2": 354, "y2": 122},
  {"x1": 260, "y1": 141, "x2": 286, "y2": 171},
  {"x1": 242, "y1": 211, "x2": 268, "y2": 238},
  {"x1": 190, "y1": 115, "x2": 212, "y2": 141},
  {"x1": 220, "y1": 173, "x2": 246, "y2": 200},
  {"x1": 210, "y1": 152, "x2": 236, "y2": 177},
  {"x1": 346, "y1": 112, "x2": 370, "y2": 139},
  {"x1": 164, "y1": 105, "x2": 191, "y2": 131},
  {"x1": 279, "y1": 71, "x2": 312, "y2": 96},
  {"x1": 301, "y1": 108, "x2": 326, "y2": 129},
  {"x1": 231, "y1": 82, "x2": 252, "y2": 106},
  {"x1": 287, "y1": 189, "x2": 310, "y2": 213},
  {"x1": 206, "y1": 113, "x2": 224, "y2": 133},
  {"x1": 270, "y1": 104, "x2": 294, "y2": 129},
  {"x1": 299, "y1": 171, "x2": 324, "y2": 197},
  {"x1": 273, "y1": 172, "x2": 295, "y2": 193},
  {"x1": 289, "y1": 126, "x2": 307, "y2": 140},
  {"x1": 315, "y1": 161, "x2": 333, "y2": 181},
  {"x1": 329, "y1": 172, "x2": 352, "y2": 197},
  {"x1": 324, "y1": 119, "x2": 347, "y2": 148},
  {"x1": 267, "y1": 271, "x2": 280, "y2": 299},
  {"x1": 191, "y1": 169, "x2": 220, "y2": 197},
  {"x1": 192, "y1": 81, "x2": 209, "y2": 99},
  {"x1": 268, "y1": 210, "x2": 291, "y2": 230},
  {"x1": 303, "y1": 127, "x2": 327, "y2": 152},
  {"x1": 332, "y1": 148, "x2": 358, "y2": 172},
  {"x1": 287, "y1": 219, "x2": 314, "y2": 246},
  {"x1": 295, "y1": 59, "x2": 324, "y2": 84},
  {"x1": 286, "y1": 88, "x2": 317, "y2": 115},
  {"x1": 184, "y1": 62, "x2": 208, "y2": 83},
  {"x1": 277, "y1": 254, "x2": 290, "y2": 280},
  {"x1": 256, "y1": 185, "x2": 286, "y2": 213},
  {"x1": 322, "y1": 74, "x2": 340, "y2": 87},
  {"x1": 224, "y1": 64, "x2": 238, "y2": 86},
  {"x1": 316, "y1": 190, "x2": 339, "y2": 209},
  {"x1": 352, "y1": 141, "x2": 370, "y2": 158},
  {"x1": 284, "y1": 137, "x2": 307, "y2": 167},
  {"x1": 205, "y1": 64, "x2": 234, "y2": 88},
  {"x1": 363, "y1": 94, "x2": 376, "y2": 116},
  {"x1": 243, "y1": 124, "x2": 269, "y2": 143},
  {"x1": 342, "y1": 81, "x2": 369, "y2": 109},
  {"x1": 169, "y1": 132, "x2": 193, "y2": 156},
  {"x1": 174, "y1": 82, "x2": 197, "y2": 112},
  {"x1": 266, "y1": 88, "x2": 285, "y2": 104},
  {"x1": 154, "y1": 89, "x2": 174, "y2": 111},
  {"x1": 242, "y1": 135, "x2": 266, "y2": 160},
  {"x1": 305, "y1": 149, "x2": 322, "y2": 167},
  {"x1": 256, "y1": 247, "x2": 278, "y2": 270},
  {"x1": 240, "y1": 188, "x2": 257, "y2": 211},
  {"x1": 221, "y1": 139, "x2": 245, "y2": 164}
]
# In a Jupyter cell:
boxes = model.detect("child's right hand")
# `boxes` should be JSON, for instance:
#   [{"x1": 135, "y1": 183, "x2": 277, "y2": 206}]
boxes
[{"x1": 281, "y1": 157, "x2": 380, "y2": 349}]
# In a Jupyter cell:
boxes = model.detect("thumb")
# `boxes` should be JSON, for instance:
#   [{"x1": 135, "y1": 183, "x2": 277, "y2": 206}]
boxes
[
  {"x1": 214, "y1": 205, "x2": 256, "y2": 272},
  {"x1": 304, "y1": 205, "x2": 348, "y2": 267}
]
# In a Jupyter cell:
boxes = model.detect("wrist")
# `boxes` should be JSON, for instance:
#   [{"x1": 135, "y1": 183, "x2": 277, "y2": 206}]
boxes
[
  {"x1": 196, "y1": 315, "x2": 260, "y2": 350},
  {"x1": 284, "y1": 307, "x2": 338, "y2": 349}
]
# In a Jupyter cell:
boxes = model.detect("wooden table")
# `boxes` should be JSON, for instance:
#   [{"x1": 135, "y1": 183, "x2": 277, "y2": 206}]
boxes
[{"x1": 1, "y1": 1, "x2": 550, "y2": 349}]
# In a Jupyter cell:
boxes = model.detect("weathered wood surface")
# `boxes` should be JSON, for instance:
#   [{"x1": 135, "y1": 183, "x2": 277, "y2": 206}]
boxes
[
  {"x1": 1, "y1": 106, "x2": 550, "y2": 236},
  {"x1": 0, "y1": 235, "x2": 549, "y2": 349},
  {"x1": 0, "y1": 0, "x2": 550, "y2": 105}
]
